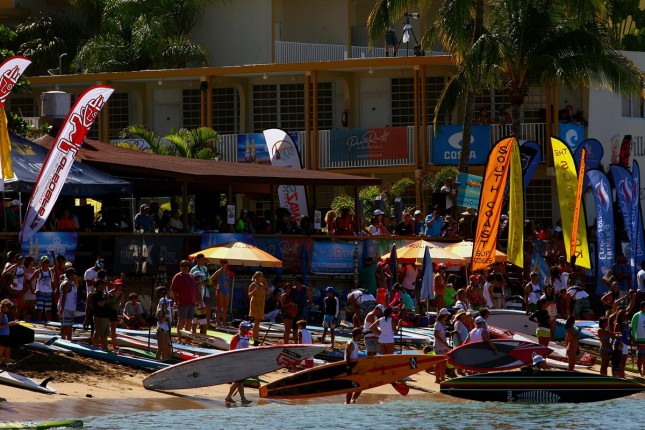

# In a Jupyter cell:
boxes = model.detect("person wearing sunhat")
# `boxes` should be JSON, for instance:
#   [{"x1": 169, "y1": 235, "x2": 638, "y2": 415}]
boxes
[
  {"x1": 225, "y1": 321, "x2": 253, "y2": 404},
  {"x1": 344, "y1": 327, "x2": 364, "y2": 404}
]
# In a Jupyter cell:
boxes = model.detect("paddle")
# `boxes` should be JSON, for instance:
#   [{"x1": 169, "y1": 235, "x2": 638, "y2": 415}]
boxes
[{"x1": 260, "y1": 322, "x2": 273, "y2": 345}]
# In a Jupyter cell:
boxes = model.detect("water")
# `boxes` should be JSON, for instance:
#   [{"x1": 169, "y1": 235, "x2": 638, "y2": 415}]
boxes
[{"x1": 82, "y1": 398, "x2": 645, "y2": 430}]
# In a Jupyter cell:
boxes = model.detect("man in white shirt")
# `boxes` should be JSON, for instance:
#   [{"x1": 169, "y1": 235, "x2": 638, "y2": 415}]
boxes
[{"x1": 83, "y1": 259, "x2": 104, "y2": 328}]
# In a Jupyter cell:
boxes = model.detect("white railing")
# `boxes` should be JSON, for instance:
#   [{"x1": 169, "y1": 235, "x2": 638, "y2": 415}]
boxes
[
  {"x1": 275, "y1": 41, "x2": 448, "y2": 63},
  {"x1": 318, "y1": 126, "x2": 415, "y2": 169},
  {"x1": 491, "y1": 123, "x2": 547, "y2": 155}
]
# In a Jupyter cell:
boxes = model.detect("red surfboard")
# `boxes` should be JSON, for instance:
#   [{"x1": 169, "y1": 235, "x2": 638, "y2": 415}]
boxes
[{"x1": 447, "y1": 340, "x2": 552, "y2": 372}]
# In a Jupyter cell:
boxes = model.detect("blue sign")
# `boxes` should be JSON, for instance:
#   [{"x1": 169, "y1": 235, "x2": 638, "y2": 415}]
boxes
[
  {"x1": 558, "y1": 122, "x2": 586, "y2": 152},
  {"x1": 21, "y1": 232, "x2": 79, "y2": 263},
  {"x1": 431, "y1": 124, "x2": 491, "y2": 165},
  {"x1": 311, "y1": 240, "x2": 363, "y2": 274},
  {"x1": 456, "y1": 173, "x2": 483, "y2": 208}
]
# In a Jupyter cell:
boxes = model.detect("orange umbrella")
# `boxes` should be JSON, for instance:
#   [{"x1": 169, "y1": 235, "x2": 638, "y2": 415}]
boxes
[
  {"x1": 439, "y1": 240, "x2": 507, "y2": 263},
  {"x1": 189, "y1": 241, "x2": 282, "y2": 268},
  {"x1": 379, "y1": 240, "x2": 465, "y2": 266}
]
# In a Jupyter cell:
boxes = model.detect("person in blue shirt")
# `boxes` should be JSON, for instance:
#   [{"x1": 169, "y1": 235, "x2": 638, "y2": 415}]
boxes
[{"x1": 424, "y1": 207, "x2": 443, "y2": 237}]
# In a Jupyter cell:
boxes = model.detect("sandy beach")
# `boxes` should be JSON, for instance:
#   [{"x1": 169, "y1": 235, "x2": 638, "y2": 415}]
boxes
[{"x1": 1, "y1": 341, "x2": 644, "y2": 422}]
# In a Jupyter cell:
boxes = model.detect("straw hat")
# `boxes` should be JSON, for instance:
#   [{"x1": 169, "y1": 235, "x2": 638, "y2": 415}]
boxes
[{"x1": 461, "y1": 207, "x2": 477, "y2": 216}]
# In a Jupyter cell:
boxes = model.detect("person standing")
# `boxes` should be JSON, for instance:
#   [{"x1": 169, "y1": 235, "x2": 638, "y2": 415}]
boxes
[
  {"x1": 637, "y1": 262, "x2": 645, "y2": 306},
  {"x1": 529, "y1": 298, "x2": 552, "y2": 347},
  {"x1": 91, "y1": 280, "x2": 111, "y2": 351},
  {"x1": 248, "y1": 271, "x2": 268, "y2": 345},
  {"x1": 433, "y1": 264, "x2": 447, "y2": 311},
  {"x1": 57, "y1": 268, "x2": 78, "y2": 341},
  {"x1": 631, "y1": 301, "x2": 645, "y2": 376},
  {"x1": 292, "y1": 275, "x2": 311, "y2": 323},
  {"x1": 29, "y1": 256, "x2": 54, "y2": 321},
  {"x1": 0, "y1": 300, "x2": 17, "y2": 367},
  {"x1": 280, "y1": 282, "x2": 298, "y2": 344},
  {"x1": 525, "y1": 272, "x2": 542, "y2": 314},
  {"x1": 363, "y1": 304, "x2": 384, "y2": 357},
  {"x1": 376, "y1": 307, "x2": 398, "y2": 355},
  {"x1": 171, "y1": 260, "x2": 197, "y2": 344},
  {"x1": 212, "y1": 261, "x2": 234, "y2": 327},
  {"x1": 107, "y1": 278, "x2": 125, "y2": 351},
  {"x1": 433, "y1": 308, "x2": 452, "y2": 383},
  {"x1": 155, "y1": 286, "x2": 173, "y2": 361},
  {"x1": 225, "y1": 321, "x2": 253, "y2": 405},
  {"x1": 321, "y1": 287, "x2": 339, "y2": 346},
  {"x1": 83, "y1": 259, "x2": 104, "y2": 331},
  {"x1": 344, "y1": 327, "x2": 363, "y2": 404},
  {"x1": 565, "y1": 315, "x2": 581, "y2": 371},
  {"x1": 191, "y1": 254, "x2": 211, "y2": 324}
]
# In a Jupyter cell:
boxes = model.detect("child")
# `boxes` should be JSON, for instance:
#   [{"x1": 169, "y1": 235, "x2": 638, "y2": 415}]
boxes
[
  {"x1": 0, "y1": 299, "x2": 17, "y2": 367},
  {"x1": 611, "y1": 338, "x2": 623, "y2": 378},
  {"x1": 320, "y1": 286, "x2": 339, "y2": 346},
  {"x1": 296, "y1": 320, "x2": 314, "y2": 370}
]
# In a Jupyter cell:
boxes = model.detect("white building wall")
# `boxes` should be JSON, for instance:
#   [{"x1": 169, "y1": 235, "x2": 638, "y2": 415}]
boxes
[
  {"x1": 587, "y1": 51, "x2": 645, "y2": 213},
  {"x1": 192, "y1": 0, "x2": 273, "y2": 67}
]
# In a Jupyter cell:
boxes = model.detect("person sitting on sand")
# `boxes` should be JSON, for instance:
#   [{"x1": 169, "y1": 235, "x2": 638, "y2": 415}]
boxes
[
  {"x1": 297, "y1": 320, "x2": 314, "y2": 370},
  {"x1": 123, "y1": 293, "x2": 146, "y2": 329},
  {"x1": 225, "y1": 321, "x2": 253, "y2": 405}
]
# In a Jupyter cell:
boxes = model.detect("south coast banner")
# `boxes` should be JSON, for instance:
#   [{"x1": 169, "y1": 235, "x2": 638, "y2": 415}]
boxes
[
  {"x1": 471, "y1": 136, "x2": 515, "y2": 272},
  {"x1": 551, "y1": 137, "x2": 590, "y2": 269},
  {"x1": 263, "y1": 128, "x2": 308, "y2": 223},
  {"x1": 0, "y1": 56, "x2": 32, "y2": 189},
  {"x1": 507, "y1": 139, "x2": 523, "y2": 269},
  {"x1": 20, "y1": 85, "x2": 114, "y2": 243}
]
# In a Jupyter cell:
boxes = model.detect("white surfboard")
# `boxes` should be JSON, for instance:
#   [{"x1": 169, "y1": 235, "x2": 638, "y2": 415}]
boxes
[
  {"x1": 143, "y1": 344, "x2": 328, "y2": 390},
  {"x1": 0, "y1": 370, "x2": 56, "y2": 394},
  {"x1": 486, "y1": 309, "x2": 538, "y2": 336},
  {"x1": 179, "y1": 330, "x2": 230, "y2": 351}
]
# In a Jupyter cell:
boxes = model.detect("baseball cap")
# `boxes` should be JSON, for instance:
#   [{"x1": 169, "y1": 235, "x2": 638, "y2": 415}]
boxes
[
  {"x1": 469, "y1": 275, "x2": 478, "y2": 282},
  {"x1": 414, "y1": 210, "x2": 422, "y2": 216},
  {"x1": 530, "y1": 271, "x2": 538, "y2": 277},
  {"x1": 114, "y1": 279, "x2": 123, "y2": 285},
  {"x1": 439, "y1": 308, "x2": 450, "y2": 316},
  {"x1": 376, "y1": 304, "x2": 385, "y2": 313},
  {"x1": 140, "y1": 204, "x2": 149, "y2": 210},
  {"x1": 40, "y1": 255, "x2": 51, "y2": 263},
  {"x1": 64, "y1": 261, "x2": 73, "y2": 268},
  {"x1": 438, "y1": 263, "x2": 447, "y2": 269},
  {"x1": 325, "y1": 286, "x2": 336, "y2": 294},
  {"x1": 10, "y1": 199, "x2": 21, "y2": 207},
  {"x1": 239, "y1": 321, "x2": 252, "y2": 328},
  {"x1": 475, "y1": 316, "x2": 486, "y2": 324},
  {"x1": 373, "y1": 209, "x2": 385, "y2": 216}
]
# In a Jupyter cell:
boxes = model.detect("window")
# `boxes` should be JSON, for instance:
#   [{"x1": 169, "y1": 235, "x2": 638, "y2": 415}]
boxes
[
  {"x1": 312, "y1": 82, "x2": 333, "y2": 130},
  {"x1": 7, "y1": 96, "x2": 36, "y2": 117},
  {"x1": 525, "y1": 178, "x2": 554, "y2": 227},
  {"x1": 213, "y1": 87, "x2": 239, "y2": 134},
  {"x1": 391, "y1": 78, "x2": 415, "y2": 126},
  {"x1": 108, "y1": 92, "x2": 129, "y2": 138},
  {"x1": 427, "y1": 76, "x2": 450, "y2": 124},
  {"x1": 252, "y1": 84, "x2": 279, "y2": 132},
  {"x1": 622, "y1": 94, "x2": 645, "y2": 118},
  {"x1": 182, "y1": 89, "x2": 201, "y2": 129},
  {"x1": 279, "y1": 83, "x2": 305, "y2": 131}
]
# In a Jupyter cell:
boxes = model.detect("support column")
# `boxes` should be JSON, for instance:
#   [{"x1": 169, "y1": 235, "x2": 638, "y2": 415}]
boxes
[
  {"x1": 312, "y1": 70, "x2": 319, "y2": 171},
  {"x1": 413, "y1": 68, "x2": 420, "y2": 208}
]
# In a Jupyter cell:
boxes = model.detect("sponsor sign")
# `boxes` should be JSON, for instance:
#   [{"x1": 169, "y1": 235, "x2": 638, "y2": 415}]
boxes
[{"x1": 432, "y1": 125, "x2": 491, "y2": 165}]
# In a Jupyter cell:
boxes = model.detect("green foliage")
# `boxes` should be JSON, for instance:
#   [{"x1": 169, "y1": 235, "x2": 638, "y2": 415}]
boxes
[
  {"x1": 120, "y1": 125, "x2": 222, "y2": 159},
  {"x1": 433, "y1": 167, "x2": 459, "y2": 191},
  {"x1": 330, "y1": 178, "x2": 414, "y2": 220},
  {"x1": 389, "y1": 177, "x2": 414, "y2": 198}
]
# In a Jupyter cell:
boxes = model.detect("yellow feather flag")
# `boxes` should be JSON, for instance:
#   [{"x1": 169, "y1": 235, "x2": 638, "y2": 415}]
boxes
[
  {"x1": 472, "y1": 136, "x2": 515, "y2": 272},
  {"x1": 507, "y1": 139, "x2": 524, "y2": 269},
  {"x1": 0, "y1": 106, "x2": 15, "y2": 185},
  {"x1": 551, "y1": 137, "x2": 591, "y2": 269}
]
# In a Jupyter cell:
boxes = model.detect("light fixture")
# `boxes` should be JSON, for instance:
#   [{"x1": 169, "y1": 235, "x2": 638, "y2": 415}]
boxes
[
  {"x1": 262, "y1": 73, "x2": 268, "y2": 80},
  {"x1": 291, "y1": 75, "x2": 296, "y2": 82},
  {"x1": 157, "y1": 79, "x2": 163, "y2": 86},
  {"x1": 368, "y1": 67, "x2": 374, "y2": 75}
]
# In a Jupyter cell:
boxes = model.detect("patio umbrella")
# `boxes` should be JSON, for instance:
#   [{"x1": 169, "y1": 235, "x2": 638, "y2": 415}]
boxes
[
  {"x1": 189, "y1": 241, "x2": 282, "y2": 268},
  {"x1": 439, "y1": 240, "x2": 507, "y2": 264},
  {"x1": 379, "y1": 240, "x2": 465, "y2": 266}
]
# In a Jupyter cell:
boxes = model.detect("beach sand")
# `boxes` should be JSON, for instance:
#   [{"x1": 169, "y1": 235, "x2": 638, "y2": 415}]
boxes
[{"x1": 1, "y1": 341, "x2": 643, "y2": 422}]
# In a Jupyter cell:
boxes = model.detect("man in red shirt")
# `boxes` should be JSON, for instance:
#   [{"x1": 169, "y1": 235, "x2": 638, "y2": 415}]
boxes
[{"x1": 171, "y1": 260, "x2": 197, "y2": 344}]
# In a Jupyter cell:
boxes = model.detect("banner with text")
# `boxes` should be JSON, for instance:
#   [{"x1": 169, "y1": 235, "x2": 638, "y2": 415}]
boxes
[
  {"x1": 330, "y1": 127, "x2": 407, "y2": 162},
  {"x1": 236, "y1": 132, "x2": 298, "y2": 165},
  {"x1": 587, "y1": 170, "x2": 615, "y2": 295},
  {"x1": 507, "y1": 140, "x2": 524, "y2": 269},
  {"x1": 456, "y1": 173, "x2": 483, "y2": 209},
  {"x1": 311, "y1": 240, "x2": 364, "y2": 274},
  {"x1": 432, "y1": 125, "x2": 491, "y2": 165},
  {"x1": 21, "y1": 232, "x2": 78, "y2": 263},
  {"x1": 114, "y1": 236, "x2": 184, "y2": 275}
]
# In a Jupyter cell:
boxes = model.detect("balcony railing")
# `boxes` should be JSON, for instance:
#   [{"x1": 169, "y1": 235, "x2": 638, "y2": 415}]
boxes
[
  {"x1": 275, "y1": 41, "x2": 448, "y2": 63},
  {"x1": 219, "y1": 123, "x2": 548, "y2": 170}
]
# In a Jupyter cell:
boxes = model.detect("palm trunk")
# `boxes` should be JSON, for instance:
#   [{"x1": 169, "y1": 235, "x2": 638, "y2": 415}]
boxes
[
  {"x1": 459, "y1": 90, "x2": 475, "y2": 173},
  {"x1": 511, "y1": 103, "x2": 522, "y2": 139}
]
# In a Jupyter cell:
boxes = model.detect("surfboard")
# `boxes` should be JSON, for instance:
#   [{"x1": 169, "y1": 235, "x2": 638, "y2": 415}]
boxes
[
  {"x1": 178, "y1": 329, "x2": 230, "y2": 350},
  {"x1": 9, "y1": 324, "x2": 35, "y2": 346},
  {"x1": 53, "y1": 339, "x2": 169, "y2": 370},
  {"x1": 447, "y1": 340, "x2": 552, "y2": 372},
  {"x1": 485, "y1": 309, "x2": 538, "y2": 336},
  {"x1": 114, "y1": 333, "x2": 203, "y2": 361},
  {"x1": 0, "y1": 420, "x2": 83, "y2": 429},
  {"x1": 0, "y1": 370, "x2": 56, "y2": 394},
  {"x1": 143, "y1": 344, "x2": 328, "y2": 390},
  {"x1": 259, "y1": 354, "x2": 446, "y2": 399}
]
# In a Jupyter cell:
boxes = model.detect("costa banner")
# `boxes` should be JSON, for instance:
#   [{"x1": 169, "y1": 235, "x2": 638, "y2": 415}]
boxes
[
  {"x1": 632, "y1": 161, "x2": 645, "y2": 283},
  {"x1": 20, "y1": 232, "x2": 79, "y2": 263},
  {"x1": 431, "y1": 124, "x2": 491, "y2": 165},
  {"x1": 311, "y1": 240, "x2": 363, "y2": 274},
  {"x1": 507, "y1": 140, "x2": 523, "y2": 269},
  {"x1": 519, "y1": 141, "x2": 541, "y2": 193},
  {"x1": 263, "y1": 128, "x2": 308, "y2": 223},
  {"x1": 0, "y1": 56, "x2": 32, "y2": 188},
  {"x1": 558, "y1": 122, "x2": 585, "y2": 152},
  {"x1": 330, "y1": 127, "x2": 407, "y2": 162},
  {"x1": 574, "y1": 139, "x2": 604, "y2": 190},
  {"x1": 587, "y1": 170, "x2": 615, "y2": 295},
  {"x1": 20, "y1": 85, "x2": 114, "y2": 243},
  {"x1": 551, "y1": 137, "x2": 590, "y2": 269},
  {"x1": 456, "y1": 173, "x2": 483, "y2": 208},
  {"x1": 471, "y1": 137, "x2": 515, "y2": 272}
]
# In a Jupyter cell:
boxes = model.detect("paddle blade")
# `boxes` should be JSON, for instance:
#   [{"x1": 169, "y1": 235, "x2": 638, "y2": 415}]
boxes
[{"x1": 391, "y1": 382, "x2": 410, "y2": 396}]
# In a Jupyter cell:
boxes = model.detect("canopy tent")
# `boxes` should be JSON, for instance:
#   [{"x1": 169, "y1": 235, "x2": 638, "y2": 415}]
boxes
[
  {"x1": 4, "y1": 133, "x2": 132, "y2": 195},
  {"x1": 379, "y1": 240, "x2": 465, "y2": 266}
]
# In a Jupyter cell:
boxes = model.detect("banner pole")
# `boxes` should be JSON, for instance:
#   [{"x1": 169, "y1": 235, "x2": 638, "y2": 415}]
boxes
[{"x1": 570, "y1": 149, "x2": 586, "y2": 262}]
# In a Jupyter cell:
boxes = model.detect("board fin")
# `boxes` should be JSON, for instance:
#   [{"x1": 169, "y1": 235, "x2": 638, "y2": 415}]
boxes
[
  {"x1": 40, "y1": 376, "x2": 54, "y2": 388},
  {"x1": 391, "y1": 382, "x2": 410, "y2": 396}
]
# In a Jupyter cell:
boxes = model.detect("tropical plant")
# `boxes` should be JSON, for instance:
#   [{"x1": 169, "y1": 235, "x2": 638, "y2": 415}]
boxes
[
  {"x1": 609, "y1": 0, "x2": 645, "y2": 51},
  {"x1": 331, "y1": 177, "x2": 414, "y2": 221},
  {"x1": 71, "y1": 0, "x2": 215, "y2": 72},
  {"x1": 120, "y1": 125, "x2": 222, "y2": 159}
]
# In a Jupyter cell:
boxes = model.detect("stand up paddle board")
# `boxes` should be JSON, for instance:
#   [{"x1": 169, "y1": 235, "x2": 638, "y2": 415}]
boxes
[
  {"x1": 259, "y1": 354, "x2": 446, "y2": 399},
  {"x1": 143, "y1": 344, "x2": 327, "y2": 390},
  {"x1": 0, "y1": 370, "x2": 56, "y2": 394},
  {"x1": 0, "y1": 420, "x2": 83, "y2": 429},
  {"x1": 53, "y1": 339, "x2": 169, "y2": 370},
  {"x1": 9, "y1": 324, "x2": 35, "y2": 346},
  {"x1": 447, "y1": 340, "x2": 552, "y2": 372}
]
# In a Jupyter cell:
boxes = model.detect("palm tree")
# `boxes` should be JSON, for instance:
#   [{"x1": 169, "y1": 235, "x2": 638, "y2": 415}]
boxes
[{"x1": 121, "y1": 125, "x2": 222, "y2": 160}]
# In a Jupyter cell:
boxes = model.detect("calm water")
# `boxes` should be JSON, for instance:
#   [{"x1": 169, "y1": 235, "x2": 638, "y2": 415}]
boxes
[{"x1": 82, "y1": 398, "x2": 644, "y2": 430}]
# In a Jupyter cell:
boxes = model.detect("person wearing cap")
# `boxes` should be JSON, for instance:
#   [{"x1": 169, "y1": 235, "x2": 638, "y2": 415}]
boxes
[
  {"x1": 631, "y1": 301, "x2": 645, "y2": 376},
  {"x1": 394, "y1": 212, "x2": 413, "y2": 236},
  {"x1": 123, "y1": 293, "x2": 146, "y2": 329},
  {"x1": 370, "y1": 209, "x2": 387, "y2": 235},
  {"x1": 248, "y1": 271, "x2": 268, "y2": 345},
  {"x1": 191, "y1": 253, "x2": 212, "y2": 325},
  {"x1": 29, "y1": 256, "x2": 54, "y2": 321},
  {"x1": 465, "y1": 315, "x2": 497, "y2": 355},
  {"x1": 133, "y1": 204, "x2": 154, "y2": 233},
  {"x1": 225, "y1": 321, "x2": 253, "y2": 405},
  {"x1": 107, "y1": 278, "x2": 125, "y2": 350},
  {"x1": 4, "y1": 200, "x2": 22, "y2": 231},
  {"x1": 344, "y1": 327, "x2": 364, "y2": 404},
  {"x1": 413, "y1": 209, "x2": 424, "y2": 235},
  {"x1": 522, "y1": 352, "x2": 548, "y2": 374},
  {"x1": 83, "y1": 258, "x2": 105, "y2": 330},
  {"x1": 367, "y1": 214, "x2": 384, "y2": 236},
  {"x1": 363, "y1": 304, "x2": 385, "y2": 357},
  {"x1": 433, "y1": 308, "x2": 452, "y2": 383},
  {"x1": 434, "y1": 264, "x2": 447, "y2": 311},
  {"x1": 321, "y1": 286, "x2": 340, "y2": 346},
  {"x1": 58, "y1": 268, "x2": 79, "y2": 340},
  {"x1": 424, "y1": 207, "x2": 443, "y2": 238},
  {"x1": 171, "y1": 260, "x2": 197, "y2": 344},
  {"x1": 155, "y1": 286, "x2": 173, "y2": 361},
  {"x1": 524, "y1": 272, "x2": 542, "y2": 314}
]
